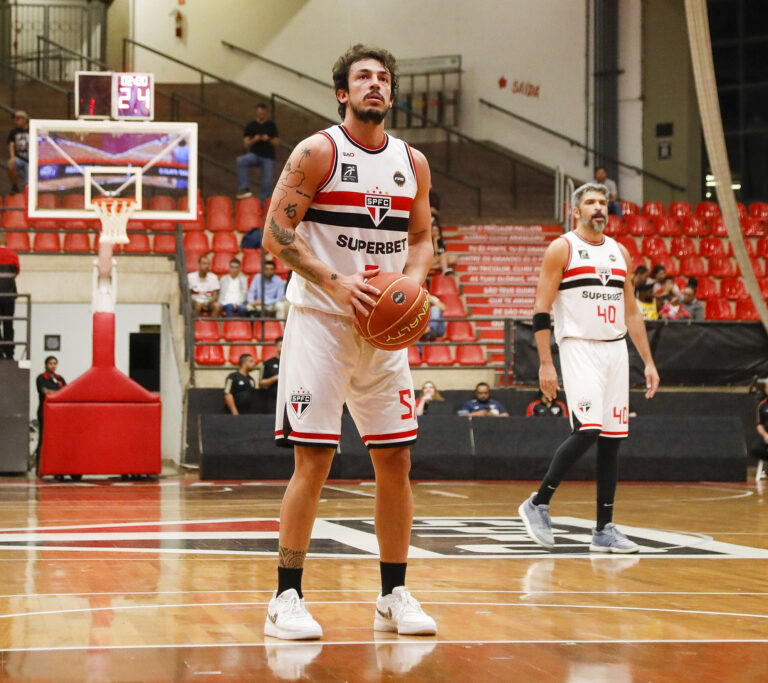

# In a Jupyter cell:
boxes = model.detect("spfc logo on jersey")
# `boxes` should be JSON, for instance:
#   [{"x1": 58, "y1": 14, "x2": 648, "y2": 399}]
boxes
[
  {"x1": 577, "y1": 399, "x2": 591, "y2": 413},
  {"x1": 365, "y1": 194, "x2": 391, "y2": 226},
  {"x1": 341, "y1": 163, "x2": 358, "y2": 182},
  {"x1": 596, "y1": 266, "x2": 612, "y2": 286},
  {"x1": 290, "y1": 389, "x2": 312, "y2": 419}
]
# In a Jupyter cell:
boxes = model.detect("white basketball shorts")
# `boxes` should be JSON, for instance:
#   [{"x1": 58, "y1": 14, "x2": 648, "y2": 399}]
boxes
[
  {"x1": 275, "y1": 305, "x2": 418, "y2": 449},
  {"x1": 559, "y1": 337, "x2": 629, "y2": 438}
]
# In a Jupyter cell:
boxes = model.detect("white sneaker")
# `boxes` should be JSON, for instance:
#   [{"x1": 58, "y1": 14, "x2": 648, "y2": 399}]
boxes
[
  {"x1": 374, "y1": 586, "x2": 437, "y2": 635},
  {"x1": 264, "y1": 589, "x2": 323, "y2": 640}
]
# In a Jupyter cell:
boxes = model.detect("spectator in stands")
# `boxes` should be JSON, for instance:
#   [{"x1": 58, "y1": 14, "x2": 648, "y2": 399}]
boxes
[
  {"x1": 241, "y1": 225, "x2": 263, "y2": 250},
  {"x1": 218, "y1": 257, "x2": 249, "y2": 317},
  {"x1": 236, "y1": 103, "x2": 279, "y2": 202},
  {"x1": 36, "y1": 356, "x2": 66, "y2": 457},
  {"x1": 259, "y1": 336, "x2": 282, "y2": 412},
  {"x1": 188, "y1": 255, "x2": 220, "y2": 317},
  {"x1": 421, "y1": 294, "x2": 446, "y2": 341},
  {"x1": 224, "y1": 353, "x2": 257, "y2": 415},
  {"x1": 632, "y1": 265, "x2": 649, "y2": 296},
  {"x1": 649, "y1": 265, "x2": 669, "y2": 298},
  {"x1": 0, "y1": 232, "x2": 20, "y2": 360},
  {"x1": 415, "y1": 380, "x2": 444, "y2": 416},
  {"x1": 680, "y1": 285, "x2": 705, "y2": 321},
  {"x1": 659, "y1": 294, "x2": 692, "y2": 321},
  {"x1": 458, "y1": 382, "x2": 509, "y2": 417},
  {"x1": 636, "y1": 282, "x2": 658, "y2": 320},
  {"x1": 427, "y1": 188, "x2": 457, "y2": 275},
  {"x1": 656, "y1": 275, "x2": 681, "y2": 310},
  {"x1": 526, "y1": 390, "x2": 568, "y2": 417},
  {"x1": 247, "y1": 260, "x2": 288, "y2": 318},
  {"x1": 7, "y1": 110, "x2": 29, "y2": 194},
  {"x1": 594, "y1": 166, "x2": 621, "y2": 216},
  {"x1": 750, "y1": 380, "x2": 768, "y2": 480}
]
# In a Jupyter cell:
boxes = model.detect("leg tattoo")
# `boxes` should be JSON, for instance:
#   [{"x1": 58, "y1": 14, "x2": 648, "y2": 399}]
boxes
[{"x1": 278, "y1": 546, "x2": 307, "y2": 569}]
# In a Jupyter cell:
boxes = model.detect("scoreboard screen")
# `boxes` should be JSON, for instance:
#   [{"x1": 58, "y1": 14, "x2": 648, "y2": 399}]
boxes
[
  {"x1": 75, "y1": 71, "x2": 112, "y2": 119},
  {"x1": 74, "y1": 71, "x2": 155, "y2": 121}
]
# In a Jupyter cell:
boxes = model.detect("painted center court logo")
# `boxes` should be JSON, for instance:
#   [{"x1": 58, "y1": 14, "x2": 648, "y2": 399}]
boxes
[
  {"x1": 290, "y1": 389, "x2": 312, "y2": 419},
  {"x1": 341, "y1": 163, "x2": 358, "y2": 182},
  {"x1": 595, "y1": 266, "x2": 612, "y2": 286},
  {"x1": 366, "y1": 194, "x2": 391, "y2": 226}
]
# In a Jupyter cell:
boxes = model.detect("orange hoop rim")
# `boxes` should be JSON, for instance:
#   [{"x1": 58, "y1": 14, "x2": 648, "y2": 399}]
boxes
[{"x1": 91, "y1": 196, "x2": 139, "y2": 210}]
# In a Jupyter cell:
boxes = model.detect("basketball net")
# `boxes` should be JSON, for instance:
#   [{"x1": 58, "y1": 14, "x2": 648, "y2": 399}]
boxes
[{"x1": 92, "y1": 197, "x2": 137, "y2": 313}]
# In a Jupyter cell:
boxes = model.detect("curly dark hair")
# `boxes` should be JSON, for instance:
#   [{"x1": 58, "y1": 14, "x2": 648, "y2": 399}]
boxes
[{"x1": 331, "y1": 44, "x2": 399, "y2": 120}]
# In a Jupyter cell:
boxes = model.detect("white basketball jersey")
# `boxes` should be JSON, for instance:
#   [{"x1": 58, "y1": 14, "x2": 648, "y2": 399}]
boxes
[
  {"x1": 551, "y1": 231, "x2": 628, "y2": 344},
  {"x1": 285, "y1": 124, "x2": 418, "y2": 315}
]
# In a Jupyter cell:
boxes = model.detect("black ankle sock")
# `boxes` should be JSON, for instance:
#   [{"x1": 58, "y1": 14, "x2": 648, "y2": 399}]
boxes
[
  {"x1": 380, "y1": 562, "x2": 407, "y2": 596},
  {"x1": 277, "y1": 567, "x2": 303, "y2": 598}
]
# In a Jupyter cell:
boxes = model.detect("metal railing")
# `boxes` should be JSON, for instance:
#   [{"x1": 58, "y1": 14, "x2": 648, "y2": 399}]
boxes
[
  {"x1": 35, "y1": 35, "x2": 107, "y2": 82},
  {"x1": 479, "y1": 97, "x2": 687, "y2": 193},
  {"x1": 0, "y1": 292, "x2": 30, "y2": 360},
  {"x1": 0, "y1": 59, "x2": 73, "y2": 114}
]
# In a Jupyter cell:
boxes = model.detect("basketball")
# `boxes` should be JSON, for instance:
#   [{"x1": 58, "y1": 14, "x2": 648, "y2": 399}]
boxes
[{"x1": 354, "y1": 272, "x2": 430, "y2": 350}]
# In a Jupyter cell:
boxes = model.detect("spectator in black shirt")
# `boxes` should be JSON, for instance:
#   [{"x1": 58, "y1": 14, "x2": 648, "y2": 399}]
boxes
[
  {"x1": 259, "y1": 337, "x2": 282, "y2": 412},
  {"x1": 36, "y1": 356, "x2": 66, "y2": 456},
  {"x1": 0, "y1": 232, "x2": 20, "y2": 359},
  {"x1": 224, "y1": 353, "x2": 257, "y2": 415},
  {"x1": 236, "y1": 103, "x2": 280, "y2": 202},
  {"x1": 526, "y1": 390, "x2": 568, "y2": 418},
  {"x1": 749, "y1": 381, "x2": 768, "y2": 480},
  {"x1": 7, "y1": 110, "x2": 29, "y2": 194}
]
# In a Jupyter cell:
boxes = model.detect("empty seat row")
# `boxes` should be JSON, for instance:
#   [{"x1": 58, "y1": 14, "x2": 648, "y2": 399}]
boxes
[
  {"x1": 605, "y1": 214, "x2": 765, "y2": 238},
  {"x1": 620, "y1": 200, "x2": 768, "y2": 223},
  {"x1": 195, "y1": 344, "x2": 279, "y2": 366},
  {"x1": 194, "y1": 320, "x2": 283, "y2": 342},
  {"x1": 408, "y1": 344, "x2": 488, "y2": 367}
]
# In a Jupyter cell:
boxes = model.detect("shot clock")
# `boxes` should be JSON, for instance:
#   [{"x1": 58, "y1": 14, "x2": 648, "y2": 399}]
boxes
[{"x1": 75, "y1": 71, "x2": 155, "y2": 121}]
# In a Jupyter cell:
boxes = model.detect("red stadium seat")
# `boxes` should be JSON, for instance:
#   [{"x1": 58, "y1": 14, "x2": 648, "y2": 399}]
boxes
[
  {"x1": 615, "y1": 236, "x2": 640, "y2": 259},
  {"x1": 185, "y1": 249, "x2": 207, "y2": 271},
  {"x1": 422, "y1": 345, "x2": 455, "y2": 366},
  {"x1": 208, "y1": 211, "x2": 234, "y2": 232},
  {"x1": 737, "y1": 202, "x2": 748, "y2": 220},
  {"x1": 441, "y1": 293, "x2": 466, "y2": 317},
  {"x1": 206, "y1": 195, "x2": 232, "y2": 217},
  {"x1": 625, "y1": 215, "x2": 653, "y2": 237},
  {"x1": 236, "y1": 211, "x2": 262, "y2": 233},
  {"x1": 456, "y1": 345, "x2": 486, "y2": 366},
  {"x1": 61, "y1": 195, "x2": 84, "y2": 210},
  {"x1": 122, "y1": 233, "x2": 151, "y2": 254},
  {"x1": 4, "y1": 194, "x2": 26, "y2": 209},
  {"x1": 654, "y1": 216, "x2": 680, "y2": 236},
  {"x1": 668, "y1": 201, "x2": 693, "y2": 223},
  {"x1": 750, "y1": 202, "x2": 768, "y2": 222},
  {"x1": 212, "y1": 232, "x2": 239, "y2": 252},
  {"x1": 151, "y1": 221, "x2": 175, "y2": 232},
  {"x1": 757, "y1": 238, "x2": 768, "y2": 260},
  {"x1": 749, "y1": 257, "x2": 765, "y2": 279},
  {"x1": 709, "y1": 216, "x2": 728, "y2": 237},
  {"x1": 3, "y1": 210, "x2": 29, "y2": 229},
  {"x1": 735, "y1": 298, "x2": 760, "y2": 321},
  {"x1": 211, "y1": 251, "x2": 236, "y2": 274},
  {"x1": 254, "y1": 320, "x2": 283, "y2": 342},
  {"x1": 655, "y1": 255, "x2": 679, "y2": 277},
  {"x1": 446, "y1": 321, "x2": 476, "y2": 341},
  {"x1": 5, "y1": 231, "x2": 30, "y2": 251},
  {"x1": 237, "y1": 196, "x2": 262, "y2": 217},
  {"x1": 33, "y1": 232, "x2": 60, "y2": 252},
  {"x1": 408, "y1": 345, "x2": 422, "y2": 366},
  {"x1": 63, "y1": 233, "x2": 91, "y2": 252},
  {"x1": 695, "y1": 276, "x2": 719, "y2": 300},
  {"x1": 620, "y1": 201, "x2": 638, "y2": 218},
  {"x1": 741, "y1": 216, "x2": 764, "y2": 237},
  {"x1": 61, "y1": 219, "x2": 90, "y2": 232},
  {"x1": 38, "y1": 193, "x2": 59, "y2": 209},
  {"x1": 720, "y1": 278, "x2": 748, "y2": 301},
  {"x1": 604, "y1": 215, "x2": 624, "y2": 236},
  {"x1": 642, "y1": 201, "x2": 665, "y2": 219},
  {"x1": 705, "y1": 299, "x2": 734, "y2": 321},
  {"x1": 153, "y1": 234, "x2": 177, "y2": 254},
  {"x1": 760, "y1": 279, "x2": 768, "y2": 300},
  {"x1": 696, "y1": 201, "x2": 720, "y2": 223},
  {"x1": 641, "y1": 236, "x2": 668, "y2": 259},
  {"x1": 670, "y1": 237, "x2": 697, "y2": 258},
  {"x1": 184, "y1": 232, "x2": 210, "y2": 252},
  {"x1": 708, "y1": 256, "x2": 737, "y2": 278},
  {"x1": 699, "y1": 237, "x2": 726, "y2": 258},
  {"x1": 195, "y1": 345, "x2": 226, "y2": 365},
  {"x1": 32, "y1": 218, "x2": 59, "y2": 231},
  {"x1": 182, "y1": 219, "x2": 205, "y2": 232},
  {"x1": 194, "y1": 321, "x2": 220, "y2": 342},
  {"x1": 228, "y1": 344, "x2": 260, "y2": 365},
  {"x1": 223, "y1": 321, "x2": 253, "y2": 342},
  {"x1": 681, "y1": 216, "x2": 708, "y2": 237},
  {"x1": 242, "y1": 249, "x2": 264, "y2": 274},
  {"x1": 679, "y1": 255, "x2": 707, "y2": 278},
  {"x1": 149, "y1": 195, "x2": 176, "y2": 211},
  {"x1": 430, "y1": 274, "x2": 458, "y2": 296}
]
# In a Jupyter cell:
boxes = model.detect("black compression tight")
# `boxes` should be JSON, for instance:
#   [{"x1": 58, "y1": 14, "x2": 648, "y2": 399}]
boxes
[
  {"x1": 533, "y1": 430, "x2": 600, "y2": 505},
  {"x1": 595, "y1": 436, "x2": 621, "y2": 530}
]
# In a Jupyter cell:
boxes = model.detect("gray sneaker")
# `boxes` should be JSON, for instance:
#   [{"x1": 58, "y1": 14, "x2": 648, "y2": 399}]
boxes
[
  {"x1": 518, "y1": 493, "x2": 554, "y2": 549},
  {"x1": 590, "y1": 523, "x2": 639, "y2": 554}
]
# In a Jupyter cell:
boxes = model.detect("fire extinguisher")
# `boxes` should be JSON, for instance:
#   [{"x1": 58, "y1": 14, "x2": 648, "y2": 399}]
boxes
[{"x1": 173, "y1": 10, "x2": 183, "y2": 39}]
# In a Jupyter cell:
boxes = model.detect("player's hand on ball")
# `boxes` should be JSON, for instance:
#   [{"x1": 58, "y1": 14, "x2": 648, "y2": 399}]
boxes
[
  {"x1": 538, "y1": 363, "x2": 559, "y2": 401},
  {"x1": 644, "y1": 362, "x2": 660, "y2": 399},
  {"x1": 329, "y1": 267, "x2": 381, "y2": 317}
]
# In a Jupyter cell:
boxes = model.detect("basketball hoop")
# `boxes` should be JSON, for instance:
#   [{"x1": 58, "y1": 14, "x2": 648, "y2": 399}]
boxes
[{"x1": 92, "y1": 196, "x2": 136, "y2": 245}]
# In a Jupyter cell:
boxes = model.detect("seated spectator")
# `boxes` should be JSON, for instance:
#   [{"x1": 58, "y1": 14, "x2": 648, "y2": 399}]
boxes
[
  {"x1": 258, "y1": 336, "x2": 282, "y2": 412},
  {"x1": 241, "y1": 227, "x2": 263, "y2": 250},
  {"x1": 636, "y1": 282, "x2": 658, "y2": 320},
  {"x1": 594, "y1": 166, "x2": 621, "y2": 216},
  {"x1": 649, "y1": 264, "x2": 669, "y2": 298},
  {"x1": 526, "y1": 390, "x2": 568, "y2": 417},
  {"x1": 632, "y1": 265, "x2": 649, "y2": 296},
  {"x1": 458, "y1": 382, "x2": 509, "y2": 417},
  {"x1": 188, "y1": 255, "x2": 220, "y2": 317},
  {"x1": 415, "y1": 380, "x2": 444, "y2": 416},
  {"x1": 656, "y1": 275, "x2": 680, "y2": 310},
  {"x1": 247, "y1": 260, "x2": 288, "y2": 318},
  {"x1": 680, "y1": 285, "x2": 705, "y2": 321},
  {"x1": 7, "y1": 110, "x2": 29, "y2": 194},
  {"x1": 749, "y1": 380, "x2": 768, "y2": 480},
  {"x1": 420, "y1": 294, "x2": 446, "y2": 341},
  {"x1": 218, "y1": 257, "x2": 249, "y2": 317},
  {"x1": 659, "y1": 294, "x2": 692, "y2": 321},
  {"x1": 224, "y1": 353, "x2": 257, "y2": 415}
]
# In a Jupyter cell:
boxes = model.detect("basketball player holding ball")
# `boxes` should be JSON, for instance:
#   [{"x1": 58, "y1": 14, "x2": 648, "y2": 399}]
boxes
[{"x1": 261, "y1": 44, "x2": 436, "y2": 640}]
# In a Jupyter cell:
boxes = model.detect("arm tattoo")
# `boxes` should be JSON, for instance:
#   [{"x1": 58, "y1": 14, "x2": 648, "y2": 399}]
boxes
[
  {"x1": 269, "y1": 217, "x2": 296, "y2": 247},
  {"x1": 269, "y1": 219, "x2": 323, "y2": 286},
  {"x1": 278, "y1": 545, "x2": 307, "y2": 569},
  {"x1": 330, "y1": 273, "x2": 338, "y2": 281}
]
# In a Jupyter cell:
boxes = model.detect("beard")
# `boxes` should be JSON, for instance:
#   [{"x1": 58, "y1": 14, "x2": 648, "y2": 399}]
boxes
[
  {"x1": 580, "y1": 212, "x2": 606, "y2": 232},
  {"x1": 349, "y1": 98, "x2": 388, "y2": 124}
]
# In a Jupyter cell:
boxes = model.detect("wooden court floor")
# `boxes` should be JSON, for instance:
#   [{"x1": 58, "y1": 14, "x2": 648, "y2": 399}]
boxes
[{"x1": 0, "y1": 475, "x2": 766, "y2": 681}]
